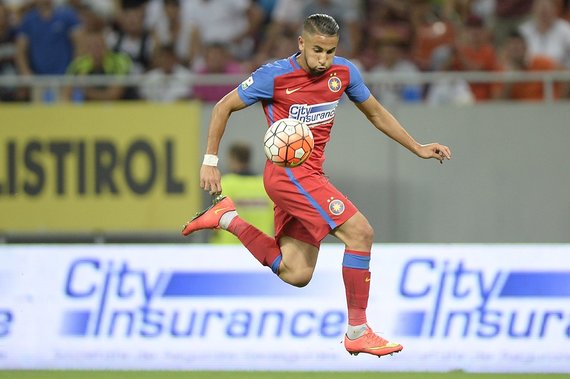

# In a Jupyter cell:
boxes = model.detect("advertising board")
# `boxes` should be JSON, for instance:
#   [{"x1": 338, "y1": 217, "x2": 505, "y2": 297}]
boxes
[
  {"x1": 0, "y1": 103, "x2": 200, "y2": 233},
  {"x1": 0, "y1": 244, "x2": 568, "y2": 372}
]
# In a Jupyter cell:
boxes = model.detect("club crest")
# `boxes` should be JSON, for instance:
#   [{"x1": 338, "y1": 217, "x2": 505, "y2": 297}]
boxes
[
  {"x1": 328, "y1": 76, "x2": 342, "y2": 92},
  {"x1": 328, "y1": 199, "x2": 345, "y2": 215}
]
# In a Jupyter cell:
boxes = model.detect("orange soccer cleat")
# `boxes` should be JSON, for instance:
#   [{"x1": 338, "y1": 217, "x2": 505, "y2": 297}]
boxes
[
  {"x1": 182, "y1": 195, "x2": 236, "y2": 236},
  {"x1": 344, "y1": 326, "x2": 403, "y2": 358}
]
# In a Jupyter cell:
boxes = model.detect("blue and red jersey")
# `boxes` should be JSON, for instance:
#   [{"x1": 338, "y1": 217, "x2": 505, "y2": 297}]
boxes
[{"x1": 237, "y1": 53, "x2": 371, "y2": 172}]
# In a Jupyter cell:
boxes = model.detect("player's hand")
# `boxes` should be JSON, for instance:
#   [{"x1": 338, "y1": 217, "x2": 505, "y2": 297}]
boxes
[
  {"x1": 417, "y1": 143, "x2": 452, "y2": 164},
  {"x1": 200, "y1": 165, "x2": 222, "y2": 195}
]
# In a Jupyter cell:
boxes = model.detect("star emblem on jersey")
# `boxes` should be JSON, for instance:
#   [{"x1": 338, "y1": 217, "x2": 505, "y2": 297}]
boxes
[
  {"x1": 328, "y1": 76, "x2": 342, "y2": 92},
  {"x1": 328, "y1": 198, "x2": 345, "y2": 215}
]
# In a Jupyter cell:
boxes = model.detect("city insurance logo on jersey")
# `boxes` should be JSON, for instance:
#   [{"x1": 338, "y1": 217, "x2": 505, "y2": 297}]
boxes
[
  {"x1": 60, "y1": 258, "x2": 346, "y2": 340},
  {"x1": 289, "y1": 100, "x2": 339, "y2": 126},
  {"x1": 394, "y1": 257, "x2": 570, "y2": 341}
]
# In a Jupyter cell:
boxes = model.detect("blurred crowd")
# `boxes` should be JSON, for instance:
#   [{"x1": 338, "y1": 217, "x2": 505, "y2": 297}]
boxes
[{"x1": 1, "y1": 0, "x2": 570, "y2": 104}]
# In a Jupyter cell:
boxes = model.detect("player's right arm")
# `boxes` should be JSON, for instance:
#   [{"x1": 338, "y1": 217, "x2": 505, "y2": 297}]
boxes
[
  {"x1": 201, "y1": 89, "x2": 249, "y2": 195},
  {"x1": 201, "y1": 62, "x2": 275, "y2": 194}
]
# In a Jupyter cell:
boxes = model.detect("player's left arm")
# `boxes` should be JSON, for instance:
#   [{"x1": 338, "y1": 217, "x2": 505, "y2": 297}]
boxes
[{"x1": 355, "y1": 95, "x2": 452, "y2": 163}]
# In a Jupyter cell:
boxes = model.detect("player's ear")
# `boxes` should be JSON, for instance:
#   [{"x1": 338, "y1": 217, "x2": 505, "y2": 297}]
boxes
[{"x1": 298, "y1": 35, "x2": 304, "y2": 52}]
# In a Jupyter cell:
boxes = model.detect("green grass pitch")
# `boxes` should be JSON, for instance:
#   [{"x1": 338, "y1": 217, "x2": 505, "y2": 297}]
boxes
[{"x1": 0, "y1": 372, "x2": 568, "y2": 379}]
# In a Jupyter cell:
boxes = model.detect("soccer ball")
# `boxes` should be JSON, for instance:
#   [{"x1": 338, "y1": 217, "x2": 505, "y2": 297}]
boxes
[{"x1": 263, "y1": 118, "x2": 314, "y2": 167}]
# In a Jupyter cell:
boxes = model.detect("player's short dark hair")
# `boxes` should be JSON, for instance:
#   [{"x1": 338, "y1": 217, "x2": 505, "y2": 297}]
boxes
[
  {"x1": 303, "y1": 14, "x2": 339, "y2": 37},
  {"x1": 229, "y1": 142, "x2": 251, "y2": 165}
]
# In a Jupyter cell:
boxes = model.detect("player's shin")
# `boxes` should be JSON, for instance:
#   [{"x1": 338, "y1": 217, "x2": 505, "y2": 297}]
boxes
[
  {"x1": 342, "y1": 249, "x2": 371, "y2": 339},
  {"x1": 226, "y1": 217, "x2": 282, "y2": 273}
]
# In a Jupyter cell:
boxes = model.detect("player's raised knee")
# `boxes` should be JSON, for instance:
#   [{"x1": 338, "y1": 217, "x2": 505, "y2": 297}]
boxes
[
  {"x1": 289, "y1": 275, "x2": 312, "y2": 288},
  {"x1": 286, "y1": 269, "x2": 314, "y2": 288}
]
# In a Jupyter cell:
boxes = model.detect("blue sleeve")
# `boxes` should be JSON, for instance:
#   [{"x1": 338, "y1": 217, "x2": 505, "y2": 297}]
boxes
[
  {"x1": 345, "y1": 60, "x2": 371, "y2": 103},
  {"x1": 63, "y1": 7, "x2": 81, "y2": 30},
  {"x1": 237, "y1": 63, "x2": 275, "y2": 106}
]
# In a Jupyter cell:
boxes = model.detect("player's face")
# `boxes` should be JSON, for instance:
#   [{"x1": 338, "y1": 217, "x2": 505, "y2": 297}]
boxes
[{"x1": 298, "y1": 32, "x2": 339, "y2": 75}]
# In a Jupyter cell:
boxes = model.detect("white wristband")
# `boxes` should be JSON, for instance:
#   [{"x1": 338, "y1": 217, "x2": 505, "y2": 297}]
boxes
[{"x1": 202, "y1": 154, "x2": 219, "y2": 167}]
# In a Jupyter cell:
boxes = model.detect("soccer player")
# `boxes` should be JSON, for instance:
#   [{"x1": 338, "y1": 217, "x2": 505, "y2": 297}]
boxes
[{"x1": 183, "y1": 14, "x2": 451, "y2": 357}]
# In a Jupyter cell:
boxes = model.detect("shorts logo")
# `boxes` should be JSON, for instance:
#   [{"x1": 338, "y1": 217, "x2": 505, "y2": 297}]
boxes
[
  {"x1": 328, "y1": 75, "x2": 341, "y2": 92},
  {"x1": 328, "y1": 198, "x2": 345, "y2": 216}
]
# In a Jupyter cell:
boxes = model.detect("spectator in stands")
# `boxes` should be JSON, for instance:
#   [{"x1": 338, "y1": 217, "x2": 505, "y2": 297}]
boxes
[
  {"x1": 494, "y1": 30, "x2": 562, "y2": 100},
  {"x1": 15, "y1": 0, "x2": 83, "y2": 76},
  {"x1": 62, "y1": 31, "x2": 132, "y2": 102},
  {"x1": 140, "y1": 43, "x2": 191, "y2": 102},
  {"x1": 107, "y1": 1, "x2": 154, "y2": 75},
  {"x1": 0, "y1": 2, "x2": 23, "y2": 101},
  {"x1": 69, "y1": 0, "x2": 115, "y2": 20},
  {"x1": 145, "y1": 0, "x2": 192, "y2": 65},
  {"x1": 519, "y1": 0, "x2": 570, "y2": 68},
  {"x1": 458, "y1": 0, "x2": 497, "y2": 26},
  {"x1": 425, "y1": 45, "x2": 475, "y2": 105},
  {"x1": 192, "y1": 42, "x2": 243, "y2": 103},
  {"x1": 440, "y1": 0, "x2": 472, "y2": 22},
  {"x1": 263, "y1": 29, "x2": 298, "y2": 62},
  {"x1": 360, "y1": 0, "x2": 413, "y2": 70},
  {"x1": 452, "y1": 15, "x2": 501, "y2": 101},
  {"x1": 410, "y1": 0, "x2": 457, "y2": 71},
  {"x1": 209, "y1": 142, "x2": 273, "y2": 245},
  {"x1": 2, "y1": 1, "x2": 34, "y2": 24},
  {"x1": 562, "y1": 0, "x2": 570, "y2": 21},
  {"x1": 74, "y1": 1, "x2": 114, "y2": 37},
  {"x1": 493, "y1": 0, "x2": 533, "y2": 45},
  {"x1": 185, "y1": 0, "x2": 264, "y2": 63},
  {"x1": 258, "y1": 0, "x2": 361, "y2": 62},
  {"x1": 370, "y1": 34, "x2": 423, "y2": 106},
  {"x1": 120, "y1": 0, "x2": 148, "y2": 10},
  {"x1": 71, "y1": 1, "x2": 116, "y2": 68},
  {"x1": 254, "y1": 0, "x2": 279, "y2": 30},
  {"x1": 255, "y1": 0, "x2": 301, "y2": 61}
]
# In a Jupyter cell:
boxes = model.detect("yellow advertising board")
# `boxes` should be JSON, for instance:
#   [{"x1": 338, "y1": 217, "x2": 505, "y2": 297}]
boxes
[{"x1": 0, "y1": 102, "x2": 201, "y2": 233}]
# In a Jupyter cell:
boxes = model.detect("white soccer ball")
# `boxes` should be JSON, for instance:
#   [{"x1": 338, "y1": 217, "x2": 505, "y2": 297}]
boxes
[{"x1": 263, "y1": 118, "x2": 314, "y2": 167}]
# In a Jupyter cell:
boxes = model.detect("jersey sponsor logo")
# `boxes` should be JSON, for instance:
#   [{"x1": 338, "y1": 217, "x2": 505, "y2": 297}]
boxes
[
  {"x1": 328, "y1": 76, "x2": 342, "y2": 92},
  {"x1": 288, "y1": 100, "x2": 339, "y2": 126},
  {"x1": 241, "y1": 76, "x2": 254, "y2": 90},
  {"x1": 328, "y1": 198, "x2": 345, "y2": 216},
  {"x1": 285, "y1": 87, "x2": 302, "y2": 95}
]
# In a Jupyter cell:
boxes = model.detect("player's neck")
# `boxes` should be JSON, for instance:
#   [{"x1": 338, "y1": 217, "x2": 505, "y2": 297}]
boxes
[{"x1": 295, "y1": 53, "x2": 309, "y2": 73}]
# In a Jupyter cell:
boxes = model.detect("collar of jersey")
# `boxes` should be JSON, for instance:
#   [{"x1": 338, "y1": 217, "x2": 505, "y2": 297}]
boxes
[{"x1": 289, "y1": 53, "x2": 302, "y2": 70}]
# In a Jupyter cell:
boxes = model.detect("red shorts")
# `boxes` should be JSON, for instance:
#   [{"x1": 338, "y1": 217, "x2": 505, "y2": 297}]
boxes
[{"x1": 263, "y1": 161, "x2": 358, "y2": 247}]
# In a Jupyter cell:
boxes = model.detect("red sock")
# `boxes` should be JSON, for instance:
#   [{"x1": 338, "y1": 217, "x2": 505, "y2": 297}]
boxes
[
  {"x1": 227, "y1": 216, "x2": 282, "y2": 273},
  {"x1": 342, "y1": 249, "x2": 371, "y2": 326}
]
